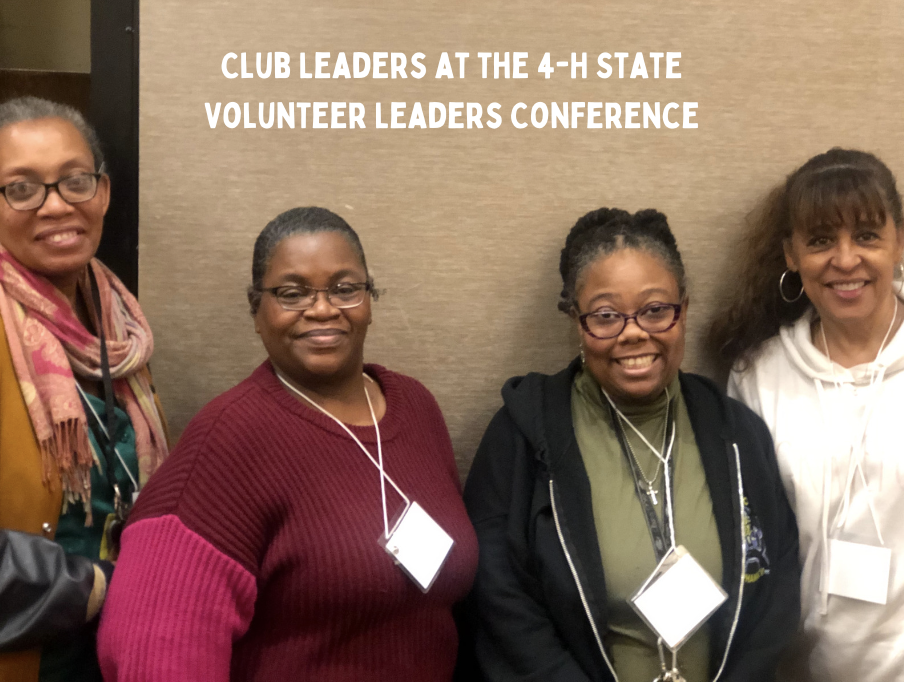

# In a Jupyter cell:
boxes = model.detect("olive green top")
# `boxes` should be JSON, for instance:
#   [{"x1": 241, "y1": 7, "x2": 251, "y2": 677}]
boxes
[{"x1": 572, "y1": 370, "x2": 722, "y2": 682}]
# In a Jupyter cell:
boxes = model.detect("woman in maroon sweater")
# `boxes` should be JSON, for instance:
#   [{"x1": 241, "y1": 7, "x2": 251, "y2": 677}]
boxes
[{"x1": 97, "y1": 207, "x2": 478, "y2": 681}]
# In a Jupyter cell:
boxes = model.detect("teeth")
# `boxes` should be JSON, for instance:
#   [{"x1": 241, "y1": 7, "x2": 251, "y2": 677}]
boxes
[
  {"x1": 619, "y1": 355, "x2": 655, "y2": 369},
  {"x1": 831, "y1": 281, "x2": 864, "y2": 291},
  {"x1": 46, "y1": 231, "x2": 78, "y2": 243}
]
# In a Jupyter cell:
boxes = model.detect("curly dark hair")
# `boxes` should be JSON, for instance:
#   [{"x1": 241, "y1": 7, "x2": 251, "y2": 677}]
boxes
[
  {"x1": 708, "y1": 148, "x2": 904, "y2": 373},
  {"x1": 558, "y1": 206, "x2": 687, "y2": 313}
]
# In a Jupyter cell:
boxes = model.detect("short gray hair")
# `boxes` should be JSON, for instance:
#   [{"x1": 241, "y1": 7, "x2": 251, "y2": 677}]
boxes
[
  {"x1": 247, "y1": 207, "x2": 375, "y2": 315},
  {"x1": 0, "y1": 96, "x2": 104, "y2": 170}
]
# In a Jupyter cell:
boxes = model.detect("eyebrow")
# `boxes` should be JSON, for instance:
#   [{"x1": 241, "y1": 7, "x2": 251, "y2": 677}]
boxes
[
  {"x1": 587, "y1": 286, "x2": 675, "y2": 308},
  {"x1": 2, "y1": 160, "x2": 95, "y2": 179},
  {"x1": 273, "y1": 268, "x2": 364, "y2": 284}
]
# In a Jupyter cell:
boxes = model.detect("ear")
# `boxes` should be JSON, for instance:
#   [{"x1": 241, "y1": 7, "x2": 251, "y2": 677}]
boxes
[
  {"x1": 253, "y1": 314, "x2": 261, "y2": 335},
  {"x1": 783, "y1": 238, "x2": 797, "y2": 272},
  {"x1": 97, "y1": 173, "x2": 111, "y2": 217}
]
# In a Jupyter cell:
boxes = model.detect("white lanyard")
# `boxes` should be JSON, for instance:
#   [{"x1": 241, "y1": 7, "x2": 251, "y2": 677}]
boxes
[
  {"x1": 75, "y1": 383, "x2": 140, "y2": 493},
  {"x1": 817, "y1": 308, "x2": 895, "y2": 543},
  {"x1": 602, "y1": 386, "x2": 678, "y2": 551},
  {"x1": 277, "y1": 372, "x2": 410, "y2": 539},
  {"x1": 814, "y1": 309, "x2": 896, "y2": 612}
]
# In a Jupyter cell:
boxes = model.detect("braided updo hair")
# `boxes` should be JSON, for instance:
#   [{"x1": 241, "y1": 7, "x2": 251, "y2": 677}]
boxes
[{"x1": 558, "y1": 207, "x2": 687, "y2": 313}]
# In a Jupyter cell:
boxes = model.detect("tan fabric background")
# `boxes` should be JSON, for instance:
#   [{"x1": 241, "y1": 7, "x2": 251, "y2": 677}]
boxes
[{"x1": 139, "y1": 0, "x2": 904, "y2": 477}]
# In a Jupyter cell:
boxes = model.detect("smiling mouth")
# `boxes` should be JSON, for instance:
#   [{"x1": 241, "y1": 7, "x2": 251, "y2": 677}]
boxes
[
  {"x1": 828, "y1": 281, "x2": 866, "y2": 291},
  {"x1": 298, "y1": 329, "x2": 345, "y2": 341},
  {"x1": 616, "y1": 354, "x2": 657, "y2": 369},
  {"x1": 37, "y1": 229, "x2": 83, "y2": 244}
]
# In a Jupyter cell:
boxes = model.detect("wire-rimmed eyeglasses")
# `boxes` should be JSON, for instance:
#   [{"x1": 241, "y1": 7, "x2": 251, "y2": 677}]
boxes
[
  {"x1": 0, "y1": 170, "x2": 104, "y2": 211},
  {"x1": 262, "y1": 282, "x2": 372, "y2": 311},
  {"x1": 578, "y1": 302, "x2": 682, "y2": 340}
]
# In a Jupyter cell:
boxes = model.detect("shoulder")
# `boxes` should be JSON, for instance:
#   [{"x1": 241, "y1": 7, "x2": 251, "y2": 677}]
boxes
[
  {"x1": 369, "y1": 363, "x2": 438, "y2": 405},
  {"x1": 367, "y1": 364, "x2": 450, "y2": 433},
  {"x1": 730, "y1": 334, "x2": 789, "y2": 386},
  {"x1": 680, "y1": 372, "x2": 772, "y2": 446},
  {"x1": 188, "y1": 363, "x2": 276, "y2": 429},
  {"x1": 128, "y1": 363, "x2": 284, "y2": 570}
]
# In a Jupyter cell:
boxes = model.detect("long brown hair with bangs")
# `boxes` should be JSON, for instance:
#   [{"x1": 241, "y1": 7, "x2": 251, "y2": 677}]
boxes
[{"x1": 708, "y1": 148, "x2": 904, "y2": 374}]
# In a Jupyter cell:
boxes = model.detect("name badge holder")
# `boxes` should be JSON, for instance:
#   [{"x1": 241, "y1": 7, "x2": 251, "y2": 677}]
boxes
[
  {"x1": 278, "y1": 372, "x2": 453, "y2": 592},
  {"x1": 815, "y1": 373, "x2": 892, "y2": 608},
  {"x1": 630, "y1": 545, "x2": 728, "y2": 652},
  {"x1": 604, "y1": 388, "x2": 726, "y2": 682},
  {"x1": 824, "y1": 429, "x2": 891, "y2": 605}
]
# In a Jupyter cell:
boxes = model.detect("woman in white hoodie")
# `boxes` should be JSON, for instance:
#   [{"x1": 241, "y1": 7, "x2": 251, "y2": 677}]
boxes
[{"x1": 710, "y1": 148, "x2": 904, "y2": 682}]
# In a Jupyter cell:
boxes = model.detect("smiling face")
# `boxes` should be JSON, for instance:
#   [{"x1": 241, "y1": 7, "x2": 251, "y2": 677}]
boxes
[
  {"x1": 575, "y1": 248, "x2": 687, "y2": 406},
  {"x1": 254, "y1": 231, "x2": 372, "y2": 388},
  {"x1": 784, "y1": 214, "x2": 904, "y2": 327},
  {"x1": 0, "y1": 117, "x2": 109, "y2": 290}
]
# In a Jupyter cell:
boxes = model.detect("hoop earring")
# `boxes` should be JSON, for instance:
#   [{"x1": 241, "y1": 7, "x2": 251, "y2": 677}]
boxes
[
  {"x1": 895, "y1": 263, "x2": 904, "y2": 279},
  {"x1": 779, "y1": 269, "x2": 804, "y2": 303}
]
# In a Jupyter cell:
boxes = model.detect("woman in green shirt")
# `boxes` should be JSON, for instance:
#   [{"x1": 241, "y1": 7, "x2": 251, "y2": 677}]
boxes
[{"x1": 462, "y1": 207, "x2": 800, "y2": 682}]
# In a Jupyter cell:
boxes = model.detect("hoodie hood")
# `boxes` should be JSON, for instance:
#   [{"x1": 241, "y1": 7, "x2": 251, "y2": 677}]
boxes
[
  {"x1": 499, "y1": 358, "x2": 582, "y2": 469},
  {"x1": 779, "y1": 299, "x2": 904, "y2": 385}
]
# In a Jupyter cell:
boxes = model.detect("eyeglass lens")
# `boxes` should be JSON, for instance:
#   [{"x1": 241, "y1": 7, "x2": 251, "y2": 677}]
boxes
[
  {"x1": 275, "y1": 284, "x2": 367, "y2": 310},
  {"x1": 3, "y1": 174, "x2": 99, "y2": 211},
  {"x1": 584, "y1": 305, "x2": 678, "y2": 338}
]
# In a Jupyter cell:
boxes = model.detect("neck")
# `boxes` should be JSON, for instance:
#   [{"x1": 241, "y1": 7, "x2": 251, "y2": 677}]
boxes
[
  {"x1": 277, "y1": 361, "x2": 377, "y2": 425},
  {"x1": 51, "y1": 275, "x2": 81, "y2": 310},
  {"x1": 817, "y1": 296, "x2": 903, "y2": 368},
  {"x1": 604, "y1": 383, "x2": 674, "y2": 419},
  {"x1": 281, "y1": 364, "x2": 366, "y2": 404}
]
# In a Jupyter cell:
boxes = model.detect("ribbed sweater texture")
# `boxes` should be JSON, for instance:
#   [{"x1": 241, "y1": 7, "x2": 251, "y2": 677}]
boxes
[{"x1": 97, "y1": 362, "x2": 478, "y2": 682}]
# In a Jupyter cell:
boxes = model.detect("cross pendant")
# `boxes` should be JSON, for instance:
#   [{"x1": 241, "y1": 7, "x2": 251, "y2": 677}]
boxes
[{"x1": 648, "y1": 485, "x2": 658, "y2": 505}]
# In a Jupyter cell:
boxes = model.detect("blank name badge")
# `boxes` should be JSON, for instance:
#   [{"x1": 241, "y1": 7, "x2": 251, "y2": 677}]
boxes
[
  {"x1": 828, "y1": 539, "x2": 891, "y2": 605},
  {"x1": 630, "y1": 545, "x2": 728, "y2": 651},
  {"x1": 382, "y1": 501, "x2": 454, "y2": 592}
]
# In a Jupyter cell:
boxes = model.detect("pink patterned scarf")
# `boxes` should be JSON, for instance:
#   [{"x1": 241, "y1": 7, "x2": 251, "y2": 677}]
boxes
[{"x1": 0, "y1": 248, "x2": 168, "y2": 519}]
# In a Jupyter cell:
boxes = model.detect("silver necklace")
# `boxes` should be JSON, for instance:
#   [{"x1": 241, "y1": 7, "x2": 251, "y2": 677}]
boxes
[
  {"x1": 614, "y1": 394, "x2": 670, "y2": 506},
  {"x1": 619, "y1": 415, "x2": 669, "y2": 505}
]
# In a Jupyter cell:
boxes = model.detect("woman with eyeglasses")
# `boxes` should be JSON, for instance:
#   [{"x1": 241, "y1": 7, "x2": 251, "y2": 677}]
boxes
[
  {"x1": 710, "y1": 149, "x2": 904, "y2": 681},
  {"x1": 0, "y1": 96, "x2": 169, "y2": 682},
  {"x1": 461, "y1": 208, "x2": 800, "y2": 682},
  {"x1": 98, "y1": 207, "x2": 479, "y2": 681}
]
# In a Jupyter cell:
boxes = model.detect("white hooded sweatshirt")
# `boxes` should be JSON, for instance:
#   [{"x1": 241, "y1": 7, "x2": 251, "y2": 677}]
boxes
[{"x1": 729, "y1": 306, "x2": 904, "y2": 682}]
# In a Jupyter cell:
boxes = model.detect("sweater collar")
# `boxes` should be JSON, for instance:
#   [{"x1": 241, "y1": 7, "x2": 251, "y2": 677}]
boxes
[{"x1": 252, "y1": 360, "x2": 403, "y2": 444}]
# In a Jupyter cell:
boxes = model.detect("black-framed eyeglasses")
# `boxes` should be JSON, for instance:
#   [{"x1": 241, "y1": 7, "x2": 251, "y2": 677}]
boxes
[
  {"x1": 578, "y1": 302, "x2": 683, "y2": 340},
  {"x1": 262, "y1": 282, "x2": 372, "y2": 311},
  {"x1": 0, "y1": 171, "x2": 104, "y2": 211}
]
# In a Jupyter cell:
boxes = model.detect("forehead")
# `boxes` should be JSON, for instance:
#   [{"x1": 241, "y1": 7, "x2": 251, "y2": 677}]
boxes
[
  {"x1": 0, "y1": 117, "x2": 93, "y2": 176},
  {"x1": 790, "y1": 174, "x2": 891, "y2": 235},
  {"x1": 578, "y1": 248, "x2": 680, "y2": 299},
  {"x1": 265, "y1": 231, "x2": 365, "y2": 281}
]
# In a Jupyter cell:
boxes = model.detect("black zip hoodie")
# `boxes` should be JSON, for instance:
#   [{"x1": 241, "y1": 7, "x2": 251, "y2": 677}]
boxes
[{"x1": 459, "y1": 359, "x2": 800, "y2": 682}]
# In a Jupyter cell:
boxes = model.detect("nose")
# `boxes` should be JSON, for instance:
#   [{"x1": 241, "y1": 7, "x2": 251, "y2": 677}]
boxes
[
  {"x1": 617, "y1": 316, "x2": 650, "y2": 343},
  {"x1": 36, "y1": 186, "x2": 73, "y2": 216},
  {"x1": 303, "y1": 290, "x2": 340, "y2": 319},
  {"x1": 831, "y1": 234, "x2": 861, "y2": 271}
]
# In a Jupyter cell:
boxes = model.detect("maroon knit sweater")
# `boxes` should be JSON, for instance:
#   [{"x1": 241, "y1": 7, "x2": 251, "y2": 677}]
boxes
[{"x1": 97, "y1": 362, "x2": 478, "y2": 682}]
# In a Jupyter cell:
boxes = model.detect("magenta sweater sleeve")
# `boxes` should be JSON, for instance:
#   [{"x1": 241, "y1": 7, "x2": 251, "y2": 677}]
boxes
[{"x1": 96, "y1": 515, "x2": 257, "y2": 682}]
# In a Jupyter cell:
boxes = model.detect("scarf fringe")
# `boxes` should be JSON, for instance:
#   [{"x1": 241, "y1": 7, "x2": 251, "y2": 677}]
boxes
[{"x1": 40, "y1": 420, "x2": 96, "y2": 526}]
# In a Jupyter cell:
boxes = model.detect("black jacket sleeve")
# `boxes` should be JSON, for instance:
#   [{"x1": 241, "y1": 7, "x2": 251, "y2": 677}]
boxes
[
  {"x1": 462, "y1": 409, "x2": 593, "y2": 682},
  {"x1": 0, "y1": 529, "x2": 105, "y2": 652},
  {"x1": 722, "y1": 409, "x2": 801, "y2": 682}
]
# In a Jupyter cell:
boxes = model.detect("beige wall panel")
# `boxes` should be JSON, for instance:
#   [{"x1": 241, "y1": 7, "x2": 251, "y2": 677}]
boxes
[
  {"x1": 139, "y1": 0, "x2": 904, "y2": 477},
  {"x1": 0, "y1": 0, "x2": 91, "y2": 72}
]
